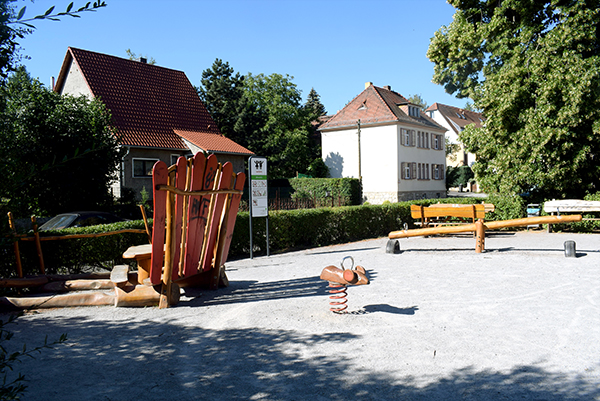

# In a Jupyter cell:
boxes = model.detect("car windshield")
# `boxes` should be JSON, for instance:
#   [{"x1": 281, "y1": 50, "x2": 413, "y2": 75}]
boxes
[{"x1": 39, "y1": 214, "x2": 78, "y2": 231}]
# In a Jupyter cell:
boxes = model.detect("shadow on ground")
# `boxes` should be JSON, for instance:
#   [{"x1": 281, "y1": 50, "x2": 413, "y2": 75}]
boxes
[{"x1": 6, "y1": 315, "x2": 599, "y2": 401}]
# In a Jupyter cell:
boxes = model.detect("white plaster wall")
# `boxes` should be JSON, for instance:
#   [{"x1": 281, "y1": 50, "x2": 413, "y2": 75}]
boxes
[
  {"x1": 397, "y1": 126, "x2": 446, "y2": 193},
  {"x1": 59, "y1": 59, "x2": 92, "y2": 98},
  {"x1": 322, "y1": 124, "x2": 446, "y2": 203},
  {"x1": 360, "y1": 125, "x2": 398, "y2": 193},
  {"x1": 322, "y1": 129, "x2": 359, "y2": 179},
  {"x1": 429, "y1": 109, "x2": 475, "y2": 167}
]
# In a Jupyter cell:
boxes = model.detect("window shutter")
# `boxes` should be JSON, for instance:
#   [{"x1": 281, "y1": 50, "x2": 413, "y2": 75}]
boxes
[
  {"x1": 411, "y1": 162, "x2": 417, "y2": 179},
  {"x1": 431, "y1": 164, "x2": 435, "y2": 179},
  {"x1": 441, "y1": 165, "x2": 445, "y2": 180},
  {"x1": 426, "y1": 132, "x2": 429, "y2": 148},
  {"x1": 401, "y1": 162, "x2": 407, "y2": 179},
  {"x1": 410, "y1": 130, "x2": 416, "y2": 146}
]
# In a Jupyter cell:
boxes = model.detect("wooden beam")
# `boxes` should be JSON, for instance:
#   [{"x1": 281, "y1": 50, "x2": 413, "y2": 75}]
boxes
[{"x1": 389, "y1": 214, "x2": 582, "y2": 239}]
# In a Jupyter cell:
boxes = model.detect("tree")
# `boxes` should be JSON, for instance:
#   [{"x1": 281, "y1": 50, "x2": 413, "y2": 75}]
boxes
[
  {"x1": 304, "y1": 87, "x2": 326, "y2": 119},
  {"x1": 125, "y1": 49, "x2": 156, "y2": 65},
  {"x1": 428, "y1": 0, "x2": 600, "y2": 200},
  {"x1": 243, "y1": 73, "x2": 319, "y2": 178},
  {"x1": 197, "y1": 59, "x2": 265, "y2": 152},
  {"x1": 407, "y1": 94, "x2": 428, "y2": 111},
  {"x1": 198, "y1": 62, "x2": 324, "y2": 178},
  {"x1": 0, "y1": 1, "x2": 106, "y2": 80},
  {"x1": 0, "y1": 67, "x2": 121, "y2": 217}
]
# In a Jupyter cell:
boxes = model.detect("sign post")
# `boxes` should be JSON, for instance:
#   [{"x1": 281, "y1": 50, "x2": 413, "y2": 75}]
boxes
[{"x1": 248, "y1": 156, "x2": 269, "y2": 258}]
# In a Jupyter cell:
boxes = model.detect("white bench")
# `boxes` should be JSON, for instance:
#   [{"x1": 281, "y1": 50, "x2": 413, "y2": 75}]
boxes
[{"x1": 543, "y1": 199, "x2": 600, "y2": 232}]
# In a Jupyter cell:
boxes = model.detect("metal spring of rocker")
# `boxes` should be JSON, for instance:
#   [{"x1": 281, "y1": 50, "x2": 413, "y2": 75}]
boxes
[{"x1": 327, "y1": 256, "x2": 355, "y2": 314}]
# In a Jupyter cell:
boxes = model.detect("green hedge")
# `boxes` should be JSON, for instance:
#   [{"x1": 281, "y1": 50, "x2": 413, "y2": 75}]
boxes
[
  {"x1": 1, "y1": 220, "x2": 148, "y2": 278},
  {"x1": 4, "y1": 193, "x2": 587, "y2": 276},
  {"x1": 289, "y1": 178, "x2": 362, "y2": 206}
]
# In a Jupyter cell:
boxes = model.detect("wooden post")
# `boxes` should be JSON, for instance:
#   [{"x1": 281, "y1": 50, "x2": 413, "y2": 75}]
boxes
[
  {"x1": 159, "y1": 184, "x2": 176, "y2": 309},
  {"x1": 7, "y1": 212, "x2": 23, "y2": 278},
  {"x1": 139, "y1": 204, "x2": 152, "y2": 244},
  {"x1": 475, "y1": 219, "x2": 485, "y2": 253},
  {"x1": 31, "y1": 216, "x2": 45, "y2": 275}
]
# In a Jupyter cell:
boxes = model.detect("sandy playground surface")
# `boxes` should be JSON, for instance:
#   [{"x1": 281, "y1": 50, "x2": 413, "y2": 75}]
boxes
[{"x1": 2, "y1": 230, "x2": 600, "y2": 400}]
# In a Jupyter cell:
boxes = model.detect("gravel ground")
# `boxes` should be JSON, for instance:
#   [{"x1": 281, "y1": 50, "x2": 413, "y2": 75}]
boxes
[{"x1": 2, "y1": 230, "x2": 600, "y2": 400}]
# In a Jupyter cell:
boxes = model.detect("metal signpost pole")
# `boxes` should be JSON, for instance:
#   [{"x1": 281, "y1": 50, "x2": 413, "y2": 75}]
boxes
[{"x1": 248, "y1": 156, "x2": 269, "y2": 259}]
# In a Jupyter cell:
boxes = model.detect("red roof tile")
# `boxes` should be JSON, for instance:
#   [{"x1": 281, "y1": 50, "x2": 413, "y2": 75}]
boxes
[
  {"x1": 319, "y1": 84, "x2": 444, "y2": 131},
  {"x1": 174, "y1": 130, "x2": 253, "y2": 155},
  {"x1": 426, "y1": 102, "x2": 485, "y2": 132},
  {"x1": 54, "y1": 47, "x2": 250, "y2": 155}
]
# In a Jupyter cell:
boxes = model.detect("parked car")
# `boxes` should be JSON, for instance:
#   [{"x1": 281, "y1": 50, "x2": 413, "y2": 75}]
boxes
[{"x1": 38, "y1": 212, "x2": 126, "y2": 231}]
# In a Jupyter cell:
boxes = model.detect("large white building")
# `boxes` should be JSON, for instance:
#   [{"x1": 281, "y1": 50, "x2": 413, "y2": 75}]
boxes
[
  {"x1": 426, "y1": 102, "x2": 485, "y2": 168},
  {"x1": 319, "y1": 83, "x2": 447, "y2": 204}
]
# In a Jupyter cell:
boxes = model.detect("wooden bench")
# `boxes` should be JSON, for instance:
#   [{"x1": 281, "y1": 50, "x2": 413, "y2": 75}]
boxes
[
  {"x1": 411, "y1": 203, "x2": 492, "y2": 228},
  {"x1": 543, "y1": 199, "x2": 600, "y2": 233}
]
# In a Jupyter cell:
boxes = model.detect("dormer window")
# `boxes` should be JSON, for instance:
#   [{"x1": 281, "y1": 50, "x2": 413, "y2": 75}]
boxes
[
  {"x1": 408, "y1": 105, "x2": 420, "y2": 118},
  {"x1": 358, "y1": 100, "x2": 367, "y2": 110}
]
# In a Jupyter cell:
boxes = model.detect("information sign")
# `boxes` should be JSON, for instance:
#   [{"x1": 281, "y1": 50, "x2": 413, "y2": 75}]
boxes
[{"x1": 250, "y1": 157, "x2": 268, "y2": 217}]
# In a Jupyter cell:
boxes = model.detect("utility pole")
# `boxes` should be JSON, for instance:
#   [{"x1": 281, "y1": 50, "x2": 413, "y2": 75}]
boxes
[{"x1": 357, "y1": 119, "x2": 362, "y2": 182}]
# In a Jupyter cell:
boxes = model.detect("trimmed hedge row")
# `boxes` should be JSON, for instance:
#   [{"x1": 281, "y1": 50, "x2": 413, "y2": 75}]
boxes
[
  {"x1": 228, "y1": 195, "x2": 526, "y2": 257},
  {"x1": 289, "y1": 178, "x2": 362, "y2": 206},
  {"x1": 3, "y1": 192, "x2": 588, "y2": 276},
  {"x1": 1, "y1": 221, "x2": 148, "y2": 278}
]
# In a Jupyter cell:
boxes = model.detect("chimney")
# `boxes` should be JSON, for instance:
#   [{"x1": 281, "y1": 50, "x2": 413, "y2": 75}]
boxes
[
  {"x1": 383, "y1": 85, "x2": 391, "y2": 91},
  {"x1": 365, "y1": 82, "x2": 373, "y2": 89},
  {"x1": 139, "y1": 57, "x2": 147, "y2": 64}
]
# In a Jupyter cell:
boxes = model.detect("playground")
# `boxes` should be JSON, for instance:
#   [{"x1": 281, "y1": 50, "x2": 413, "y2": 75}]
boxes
[{"x1": 3, "y1": 230, "x2": 599, "y2": 400}]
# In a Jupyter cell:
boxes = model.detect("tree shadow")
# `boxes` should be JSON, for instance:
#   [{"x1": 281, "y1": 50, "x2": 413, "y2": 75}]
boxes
[
  {"x1": 324, "y1": 152, "x2": 344, "y2": 178},
  {"x1": 6, "y1": 315, "x2": 599, "y2": 401},
  {"x1": 181, "y1": 276, "x2": 324, "y2": 307}
]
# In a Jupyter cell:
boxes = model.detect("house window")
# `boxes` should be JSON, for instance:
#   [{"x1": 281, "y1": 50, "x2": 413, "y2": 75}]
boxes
[
  {"x1": 401, "y1": 162, "x2": 410, "y2": 179},
  {"x1": 432, "y1": 164, "x2": 445, "y2": 180},
  {"x1": 171, "y1": 154, "x2": 180, "y2": 165},
  {"x1": 408, "y1": 106, "x2": 420, "y2": 118},
  {"x1": 402, "y1": 129, "x2": 410, "y2": 146},
  {"x1": 133, "y1": 158, "x2": 159, "y2": 177},
  {"x1": 431, "y1": 133, "x2": 443, "y2": 150}
]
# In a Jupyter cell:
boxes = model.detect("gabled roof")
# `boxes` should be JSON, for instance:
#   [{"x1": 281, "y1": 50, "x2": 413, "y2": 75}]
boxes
[
  {"x1": 54, "y1": 47, "x2": 253, "y2": 155},
  {"x1": 175, "y1": 130, "x2": 253, "y2": 155},
  {"x1": 319, "y1": 84, "x2": 445, "y2": 132},
  {"x1": 426, "y1": 102, "x2": 485, "y2": 133}
]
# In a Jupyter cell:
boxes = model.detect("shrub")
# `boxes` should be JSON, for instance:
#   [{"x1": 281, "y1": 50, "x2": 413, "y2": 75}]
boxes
[{"x1": 289, "y1": 178, "x2": 361, "y2": 206}]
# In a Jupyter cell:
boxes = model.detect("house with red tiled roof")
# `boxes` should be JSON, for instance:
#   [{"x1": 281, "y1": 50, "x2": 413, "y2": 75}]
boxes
[
  {"x1": 53, "y1": 47, "x2": 253, "y2": 200},
  {"x1": 426, "y1": 102, "x2": 485, "y2": 168},
  {"x1": 319, "y1": 83, "x2": 447, "y2": 203}
]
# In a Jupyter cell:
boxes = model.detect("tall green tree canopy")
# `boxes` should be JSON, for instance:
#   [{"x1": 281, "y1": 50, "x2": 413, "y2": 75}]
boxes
[
  {"x1": 0, "y1": 68, "x2": 121, "y2": 217},
  {"x1": 304, "y1": 87, "x2": 327, "y2": 118},
  {"x1": 197, "y1": 59, "x2": 264, "y2": 152},
  {"x1": 428, "y1": 0, "x2": 600, "y2": 199},
  {"x1": 199, "y1": 60, "x2": 326, "y2": 178}
]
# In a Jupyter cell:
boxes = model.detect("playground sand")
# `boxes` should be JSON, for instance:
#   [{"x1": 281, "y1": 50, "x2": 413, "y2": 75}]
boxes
[{"x1": 3, "y1": 230, "x2": 600, "y2": 400}]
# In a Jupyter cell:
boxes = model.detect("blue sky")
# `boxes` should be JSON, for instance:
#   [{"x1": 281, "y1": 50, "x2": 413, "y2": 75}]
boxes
[{"x1": 16, "y1": 0, "x2": 463, "y2": 114}]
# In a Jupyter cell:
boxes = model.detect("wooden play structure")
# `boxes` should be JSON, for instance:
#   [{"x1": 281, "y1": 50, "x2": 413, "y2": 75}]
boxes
[
  {"x1": 1, "y1": 153, "x2": 245, "y2": 310},
  {"x1": 410, "y1": 203, "x2": 494, "y2": 227},
  {"x1": 388, "y1": 215, "x2": 583, "y2": 253}
]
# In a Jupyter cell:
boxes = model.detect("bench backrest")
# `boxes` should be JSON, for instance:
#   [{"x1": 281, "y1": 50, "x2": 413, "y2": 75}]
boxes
[
  {"x1": 411, "y1": 204, "x2": 486, "y2": 220},
  {"x1": 149, "y1": 153, "x2": 245, "y2": 286}
]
